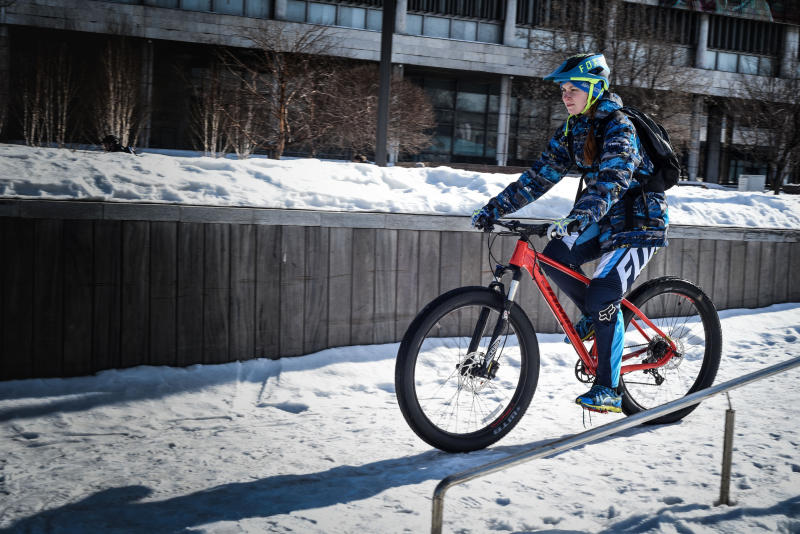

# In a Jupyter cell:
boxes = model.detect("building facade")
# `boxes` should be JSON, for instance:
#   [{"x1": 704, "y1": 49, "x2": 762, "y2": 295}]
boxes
[{"x1": 1, "y1": 0, "x2": 799, "y2": 184}]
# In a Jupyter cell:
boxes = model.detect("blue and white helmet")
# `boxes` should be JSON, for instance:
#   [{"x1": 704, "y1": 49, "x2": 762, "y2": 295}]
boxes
[
  {"x1": 545, "y1": 53, "x2": 610, "y2": 116},
  {"x1": 544, "y1": 53, "x2": 610, "y2": 96}
]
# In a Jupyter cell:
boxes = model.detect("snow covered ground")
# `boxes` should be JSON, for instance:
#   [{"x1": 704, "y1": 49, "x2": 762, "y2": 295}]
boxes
[
  {"x1": 1, "y1": 143, "x2": 800, "y2": 229},
  {"x1": 1, "y1": 303, "x2": 799, "y2": 533},
  {"x1": 1, "y1": 144, "x2": 799, "y2": 532}
]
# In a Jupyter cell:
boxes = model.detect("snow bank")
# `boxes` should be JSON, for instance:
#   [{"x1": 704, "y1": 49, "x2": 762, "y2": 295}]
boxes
[{"x1": 1, "y1": 143, "x2": 799, "y2": 229}]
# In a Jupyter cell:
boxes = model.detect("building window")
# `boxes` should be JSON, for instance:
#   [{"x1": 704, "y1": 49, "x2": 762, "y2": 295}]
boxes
[
  {"x1": 215, "y1": 0, "x2": 244, "y2": 14},
  {"x1": 309, "y1": 2, "x2": 336, "y2": 24},
  {"x1": 410, "y1": 75, "x2": 499, "y2": 162},
  {"x1": 423, "y1": 16, "x2": 450, "y2": 38},
  {"x1": 405, "y1": 13, "x2": 501, "y2": 43},
  {"x1": 728, "y1": 159, "x2": 768, "y2": 185},
  {"x1": 408, "y1": 0, "x2": 504, "y2": 21},
  {"x1": 338, "y1": 6, "x2": 366, "y2": 28},
  {"x1": 451, "y1": 19, "x2": 477, "y2": 41},
  {"x1": 704, "y1": 49, "x2": 775, "y2": 76},
  {"x1": 245, "y1": 0, "x2": 271, "y2": 18},
  {"x1": 182, "y1": 0, "x2": 211, "y2": 11},
  {"x1": 285, "y1": 1, "x2": 382, "y2": 30},
  {"x1": 286, "y1": 0, "x2": 306, "y2": 20},
  {"x1": 170, "y1": 0, "x2": 271, "y2": 16},
  {"x1": 708, "y1": 13, "x2": 783, "y2": 56},
  {"x1": 701, "y1": 13, "x2": 782, "y2": 75}
]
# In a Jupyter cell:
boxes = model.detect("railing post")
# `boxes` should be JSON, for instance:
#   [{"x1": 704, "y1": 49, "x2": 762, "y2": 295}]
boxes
[{"x1": 717, "y1": 392, "x2": 736, "y2": 506}]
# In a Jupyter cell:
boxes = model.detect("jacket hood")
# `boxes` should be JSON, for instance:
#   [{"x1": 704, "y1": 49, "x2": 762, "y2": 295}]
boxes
[{"x1": 594, "y1": 92, "x2": 623, "y2": 119}]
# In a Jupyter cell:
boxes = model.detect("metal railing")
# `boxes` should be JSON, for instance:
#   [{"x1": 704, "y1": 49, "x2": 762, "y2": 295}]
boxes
[{"x1": 431, "y1": 356, "x2": 800, "y2": 534}]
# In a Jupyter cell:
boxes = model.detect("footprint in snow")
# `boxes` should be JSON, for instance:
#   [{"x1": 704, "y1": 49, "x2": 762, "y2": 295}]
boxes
[{"x1": 259, "y1": 402, "x2": 309, "y2": 414}]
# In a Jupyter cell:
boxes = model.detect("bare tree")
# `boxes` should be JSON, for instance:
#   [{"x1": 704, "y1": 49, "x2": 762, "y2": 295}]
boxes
[
  {"x1": 20, "y1": 42, "x2": 78, "y2": 147},
  {"x1": 189, "y1": 59, "x2": 231, "y2": 157},
  {"x1": 222, "y1": 25, "x2": 337, "y2": 159},
  {"x1": 389, "y1": 75, "x2": 435, "y2": 157},
  {"x1": 223, "y1": 71, "x2": 263, "y2": 159},
  {"x1": 317, "y1": 64, "x2": 434, "y2": 157},
  {"x1": 95, "y1": 37, "x2": 143, "y2": 147},
  {"x1": 725, "y1": 77, "x2": 800, "y2": 194}
]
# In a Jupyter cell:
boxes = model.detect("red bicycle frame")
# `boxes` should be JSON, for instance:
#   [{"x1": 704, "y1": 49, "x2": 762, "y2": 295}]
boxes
[{"x1": 508, "y1": 239, "x2": 677, "y2": 376}]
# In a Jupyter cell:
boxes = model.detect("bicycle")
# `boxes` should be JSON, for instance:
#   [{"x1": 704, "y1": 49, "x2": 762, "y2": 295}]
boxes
[{"x1": 394, "y1": 220, "x2": 722, "y2": 452}]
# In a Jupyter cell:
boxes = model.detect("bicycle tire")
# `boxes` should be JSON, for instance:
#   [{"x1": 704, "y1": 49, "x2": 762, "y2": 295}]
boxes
[
  {"x1": 619, "y1": 277, "x2": 722, "y2": 424},
  {"x1": 395, "y1": 286, "x2": 540, "y2": 452}
]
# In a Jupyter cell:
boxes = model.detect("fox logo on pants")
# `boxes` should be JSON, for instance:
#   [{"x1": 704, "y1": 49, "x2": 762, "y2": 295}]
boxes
[{"x1": 598, "y1": 303, "x2": 618, "y2": 322}]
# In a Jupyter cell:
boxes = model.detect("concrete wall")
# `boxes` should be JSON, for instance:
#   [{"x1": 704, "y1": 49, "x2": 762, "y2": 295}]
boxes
[{"x1": 1, "y1": 199, "x2": 798, "y2": 381}]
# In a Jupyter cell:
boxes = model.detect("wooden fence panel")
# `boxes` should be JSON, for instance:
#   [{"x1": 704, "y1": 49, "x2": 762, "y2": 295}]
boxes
[
  {"x1": 304, "y1": 226, "x2": 329, "y2": 354},
  {"x1": 696, "y1": 240, "x2": 716, "y2": 306},
  {"x1": 1, "y1": 219, "x2": 35, "y2": 379},
  {"x1": 460, "y1": 232, "x2": 483, "y2": 287},
  {"x1": 352, "y1": 228, "x2": 376, "y2": 346},
  {"x1": 680, "y1": 239, "x2": 700, "y2": 286},
  {"x1": 93, "y1": 220, "x2": 121, "y2": 372},
  {"x1": 328, "y1": 227, "x2": 353, "y2": 348},
  {"x1": 772, "y1": 243, "x2": 789, "y2": 305},
  {"x1": 396, "y1": 230, "x2": 420, "y2": 337},
  {"x1": 255, "y1": 225, "x2": 281, "y2": 359},
  {"x1": 231, "y1": 224, "x2": 256, "y2": 362},
  {"x1": 34, "y1": 219, "x2": 63, "y2": 377},
  {"x1": 150, "y1": 221, "x2": 177, "y2": 367},
  {"x1": 374, "y1": 228, "x2": 398, "y2": 345},
  {"x1": 727, "y1": 240, "x2": 747, "y2": 309},
  {"x1": 121, "y1": 221, "x2": 149, "y2": 369},
  {"x1": 666, "y1": 236, "x2": 684, "y2": 282},
  {"x1": 204, "y1": 224, "x2": 231, "y2": 364},
  {"x1": 280, "y1": 225, "x2": 306, "y2": 357},
  {"x1": 712, "y1": 240, "x2": 731, "y2": 309},
  {"x1": 63, "y1": 220, "x2": 94, "y2": 377},
  {"x1": 177, "y1": 222, "x2": 204, "y2": 367},
  {"x1": 439, "y1": 231, "x2": 463, "y2": 295},
  {"x1": 743, "y1": 241, "x2": 761, "y2": 308},
  {"x1": 757, "y1": 241, "x2": 776, "y2": 308},
  {"x1": 417, "y1": 231, "x2": 441, "y2": 309}
]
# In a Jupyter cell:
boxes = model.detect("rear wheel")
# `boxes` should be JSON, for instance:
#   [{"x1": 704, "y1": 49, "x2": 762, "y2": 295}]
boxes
[
  {"x1": 395, "y1": 287, "x2": 540, "y2": 452},
  {"x1": 619, "y1": 277, "x2": 722, "y2": 424}
]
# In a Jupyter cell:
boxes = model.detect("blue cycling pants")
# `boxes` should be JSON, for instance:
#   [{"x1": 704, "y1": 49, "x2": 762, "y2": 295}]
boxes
[{"x1": 541, "y1": 225, "x2": 658, "y2": 389}]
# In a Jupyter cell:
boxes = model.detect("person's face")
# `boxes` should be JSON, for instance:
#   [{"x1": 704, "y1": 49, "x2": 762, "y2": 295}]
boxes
[{"x1": 561, "y1": 81, "x2": 588, "y2": 115}]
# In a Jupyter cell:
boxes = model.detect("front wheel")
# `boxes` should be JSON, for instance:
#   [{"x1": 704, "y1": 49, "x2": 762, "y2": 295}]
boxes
[
  {"x1": 395, "y1": 287, "x2": 540, "y2": 452},
  {"x1": 619, "y1": 277, "x2": 722, "y2": 424}
]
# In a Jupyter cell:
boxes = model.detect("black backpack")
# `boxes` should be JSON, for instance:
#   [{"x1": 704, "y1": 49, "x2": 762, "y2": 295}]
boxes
[{"x1": 568, "y1": 106, "x2": 681, "y2": 195}]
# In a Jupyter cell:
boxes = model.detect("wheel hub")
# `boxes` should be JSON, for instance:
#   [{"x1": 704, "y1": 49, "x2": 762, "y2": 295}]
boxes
[{"x1": 456, "y1": 352, "x2": 497, "y2": 392}]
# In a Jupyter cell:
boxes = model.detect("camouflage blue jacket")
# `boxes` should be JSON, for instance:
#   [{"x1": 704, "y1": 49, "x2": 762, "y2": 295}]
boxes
[{"x1": 491, "y1": 93, "x2": 668, "y2": 251}]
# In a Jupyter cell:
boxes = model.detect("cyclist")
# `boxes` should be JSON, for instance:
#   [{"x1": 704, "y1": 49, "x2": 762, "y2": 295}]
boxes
[{"x1": 471, "y1": 53, "x2": 669, "y2": 413}]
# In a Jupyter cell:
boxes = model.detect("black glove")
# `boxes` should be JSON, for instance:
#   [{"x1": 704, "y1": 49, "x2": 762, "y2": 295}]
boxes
[{"x1": 471, "y1": 199, "x2": 502, "y2": 231}]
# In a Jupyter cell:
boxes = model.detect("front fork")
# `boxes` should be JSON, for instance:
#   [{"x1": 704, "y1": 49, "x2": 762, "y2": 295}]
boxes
[{"x1": 466, "y1": 265, "x2": 522, "y2": 377}]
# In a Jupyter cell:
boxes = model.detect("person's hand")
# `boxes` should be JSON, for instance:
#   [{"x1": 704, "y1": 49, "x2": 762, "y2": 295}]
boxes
[
  {"x1": 547, "y1": 217, "x2": 579, "y2": 238},
  {"x1": 471, "y1": 200, "x2": 501, "y2": 231}
]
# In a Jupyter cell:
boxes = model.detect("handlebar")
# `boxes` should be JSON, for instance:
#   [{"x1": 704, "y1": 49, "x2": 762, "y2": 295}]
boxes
[{"x1": 488, "y1": 220, "x2": 551, "y2": 239}]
